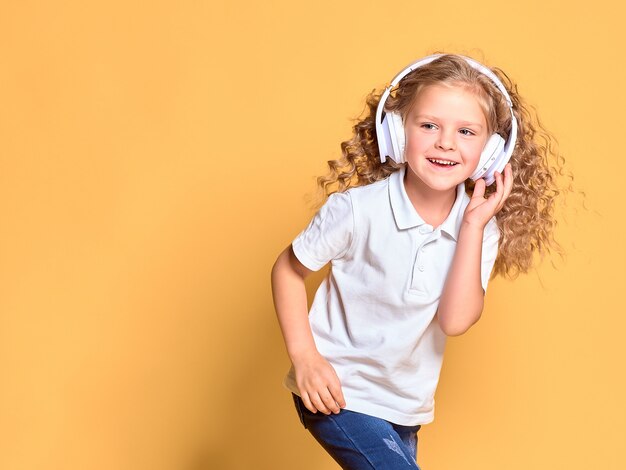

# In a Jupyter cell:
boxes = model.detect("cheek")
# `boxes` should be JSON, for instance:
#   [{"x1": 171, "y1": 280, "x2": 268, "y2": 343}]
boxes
[
  {"x1": 464, "y1": 139, "x2": 487, "y2": 162},
  {"x1": 405, "y1": 130, "x2": 430, "y2": 153}
]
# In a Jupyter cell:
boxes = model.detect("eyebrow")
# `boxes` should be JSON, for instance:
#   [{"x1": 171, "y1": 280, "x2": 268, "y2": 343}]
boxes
[{"x1": 415, "y1": 114, "x2": 484, "y2": 130}]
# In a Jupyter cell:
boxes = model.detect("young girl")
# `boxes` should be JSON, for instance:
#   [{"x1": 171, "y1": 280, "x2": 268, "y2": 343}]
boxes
[{"x1": 271, "y1": 53, "x2": 566, "y2": 469}]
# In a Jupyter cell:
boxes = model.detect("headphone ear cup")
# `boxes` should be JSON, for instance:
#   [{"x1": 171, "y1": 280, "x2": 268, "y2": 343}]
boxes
[
  {"x1": 386, "y1": 112, "x2": 406, "y2": 163},
  {"x1": 471, "y1": 133, "x2": 505, "y2": 182},
  {"x1": 379, "y1": 114, "x2": 393, "y2": 162}
]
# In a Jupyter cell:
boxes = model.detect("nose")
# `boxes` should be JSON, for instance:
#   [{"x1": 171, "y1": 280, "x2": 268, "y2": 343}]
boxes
[{"x1": 436, "y1": 129, "x2": 456, "y2": 151}]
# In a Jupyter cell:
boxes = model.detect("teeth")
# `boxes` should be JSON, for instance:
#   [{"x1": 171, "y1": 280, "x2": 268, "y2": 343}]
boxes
[{"x1": 428, "y1": 159, "x2": 457, "y2": 166}]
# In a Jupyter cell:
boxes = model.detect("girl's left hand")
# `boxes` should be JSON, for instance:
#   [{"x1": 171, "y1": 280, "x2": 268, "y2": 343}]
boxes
[{"x1": 463, "y1": 163, "x2": 513, "y2": 229}]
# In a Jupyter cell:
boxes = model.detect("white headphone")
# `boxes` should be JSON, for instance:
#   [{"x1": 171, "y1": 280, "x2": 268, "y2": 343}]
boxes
[{"x1": 375, "y1": 54, "x2": 518, "y2": 185}]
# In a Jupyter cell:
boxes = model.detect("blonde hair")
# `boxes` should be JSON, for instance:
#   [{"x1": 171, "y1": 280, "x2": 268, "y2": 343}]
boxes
[{"x1": 314, "y1": 53, "x2": 577, "y2": 280}]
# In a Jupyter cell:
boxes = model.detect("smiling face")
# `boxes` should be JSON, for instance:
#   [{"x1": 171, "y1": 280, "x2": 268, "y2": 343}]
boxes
[{"x1": 403, "y1": 83, "x2": 489, "y2": 193}]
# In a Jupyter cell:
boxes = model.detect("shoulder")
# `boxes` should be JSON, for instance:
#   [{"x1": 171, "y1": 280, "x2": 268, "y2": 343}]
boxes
[
  {"x1": 345, "y1": 175, "x2": 393, "y2": 203},
  {"x1": 323, "y1": 190, "x2": 353, "y2": 217},
  {"x1": 343, "y1": 177, "x2": 393, "y2": 224}
]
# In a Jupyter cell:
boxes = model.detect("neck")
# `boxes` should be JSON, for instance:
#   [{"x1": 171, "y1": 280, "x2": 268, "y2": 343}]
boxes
[{"x1": 403, "y1": 167, "x2": 458, "y2": 227}]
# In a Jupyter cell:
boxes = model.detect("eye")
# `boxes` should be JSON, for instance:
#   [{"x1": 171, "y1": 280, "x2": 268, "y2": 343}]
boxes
[
  {"x1": 420, "y1": 123, "x2": 437, "y2": 130},
  {"x1": 459, "y1": 128, "x2": 475, "y2": 136}
]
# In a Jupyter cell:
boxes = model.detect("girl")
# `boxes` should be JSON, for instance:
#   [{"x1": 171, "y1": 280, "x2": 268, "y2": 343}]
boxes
[{"x1": 271, "y1": 53, "x2": 567, "y2": 469}]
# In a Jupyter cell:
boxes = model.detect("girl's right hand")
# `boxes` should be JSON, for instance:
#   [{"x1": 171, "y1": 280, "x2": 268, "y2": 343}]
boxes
[{"x1": 293, "y1": 351, "x2": 346, "y2": 415}]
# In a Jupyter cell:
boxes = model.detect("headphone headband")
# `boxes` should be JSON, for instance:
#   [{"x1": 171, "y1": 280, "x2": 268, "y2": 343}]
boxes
[{"x1": 386, "y1": 54, "x2": 513, "y2": 106}]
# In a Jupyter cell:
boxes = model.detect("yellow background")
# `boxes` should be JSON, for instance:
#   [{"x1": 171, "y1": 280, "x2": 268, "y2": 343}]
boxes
[{"x1": 0, "y1": 1, "x2": 624, "y2": 469}]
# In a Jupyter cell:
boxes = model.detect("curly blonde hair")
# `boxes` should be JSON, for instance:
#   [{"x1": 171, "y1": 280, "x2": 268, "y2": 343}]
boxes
[{"x1": 314, "y1": 53, "x2": 576, "y2": 280}]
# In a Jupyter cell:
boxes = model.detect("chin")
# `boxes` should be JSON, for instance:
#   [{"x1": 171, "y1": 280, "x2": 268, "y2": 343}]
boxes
[
  {"x1": 425, "y1": 179, "x2": 461, "y2": 192},
  {"x1": 411, "y1": 166, "x2": 468, "y2": 192}
]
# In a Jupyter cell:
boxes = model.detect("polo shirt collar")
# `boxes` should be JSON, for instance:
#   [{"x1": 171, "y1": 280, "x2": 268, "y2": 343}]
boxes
[{"x1": 388, "y1": 164, "x2": 467, "y2": 241}]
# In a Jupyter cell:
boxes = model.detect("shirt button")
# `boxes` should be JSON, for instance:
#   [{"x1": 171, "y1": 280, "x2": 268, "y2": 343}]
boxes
[{"x1": 418, "y1": 265, "x2": 425, "y2": 271}]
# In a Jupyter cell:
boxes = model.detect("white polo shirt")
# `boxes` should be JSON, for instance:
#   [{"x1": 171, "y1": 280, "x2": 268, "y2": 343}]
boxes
[{"x1": 284, "y1": 164, "x2": 500, "y2": 426}]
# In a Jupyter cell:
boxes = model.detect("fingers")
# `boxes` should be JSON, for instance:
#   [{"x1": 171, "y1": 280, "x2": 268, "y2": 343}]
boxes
[
  {"x1": 312, "y1": 385, "x2": 344, "y2": 414},
  {"x1": 300, "y1": 391, "x2": 315, "y2": 413},
  {"x1": 319, "y1": 389, "x2": 341, "y2": 414},
  {"x1": 310, "y1": 391, "x2": 333, "y2": 415},
  {"x1": 302, "y1": 391, "x2": 331, "y2": 415},
  {"x1": 491, "y1": 170, "x2": 504, "y2": 204},
  {"x1": 471, "y1": 176, "x2": 486, "y2": 200},
  {"x1": 295, "y1": 356, "x2": 346, "y2": 415},
  {"x1": 503, "y1": 163, "x2": 514, "y2": 199},
  {"x1": 302, "y1": 388, "x2": 342, "y2": 415},
  {"x1": 465, "y1": 165, "x2": 513, "y2": 226},
  {"x1": 328, "y1": 380, "x2": 346, "y2": 410},
  {"x1": 296, "y1": 361, "x2": 346, "y2": 415},
  {"x1": 494, "y1": 164, "x2": 513, "y2": 213}
]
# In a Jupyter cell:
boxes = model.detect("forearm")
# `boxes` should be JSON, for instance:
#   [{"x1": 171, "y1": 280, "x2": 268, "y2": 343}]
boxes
[
  {"x1": 271, "y1": 247, "x2": 318, "y2": 362},
  {"x1": 437, "y1": 222, "x2": 485, "y2": 336}
]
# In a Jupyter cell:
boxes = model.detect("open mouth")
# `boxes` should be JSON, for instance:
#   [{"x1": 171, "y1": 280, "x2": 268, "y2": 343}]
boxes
[{"x1": 427, "y1": 158, "x2": 459, "y2": 168}]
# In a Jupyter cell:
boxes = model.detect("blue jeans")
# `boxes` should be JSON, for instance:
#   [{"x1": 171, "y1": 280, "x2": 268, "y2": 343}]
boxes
[{"x1": 292, "y1": 393, "x2": 422, "y2": 469}]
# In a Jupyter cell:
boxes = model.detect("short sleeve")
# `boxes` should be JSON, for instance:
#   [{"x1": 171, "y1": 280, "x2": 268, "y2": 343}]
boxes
[
  {"x1": 480, "y1": 216, "x2": 500, "y2": 294},
  {"x1": 291, "y1": 192, "x2": 354, "y2": 271}
]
